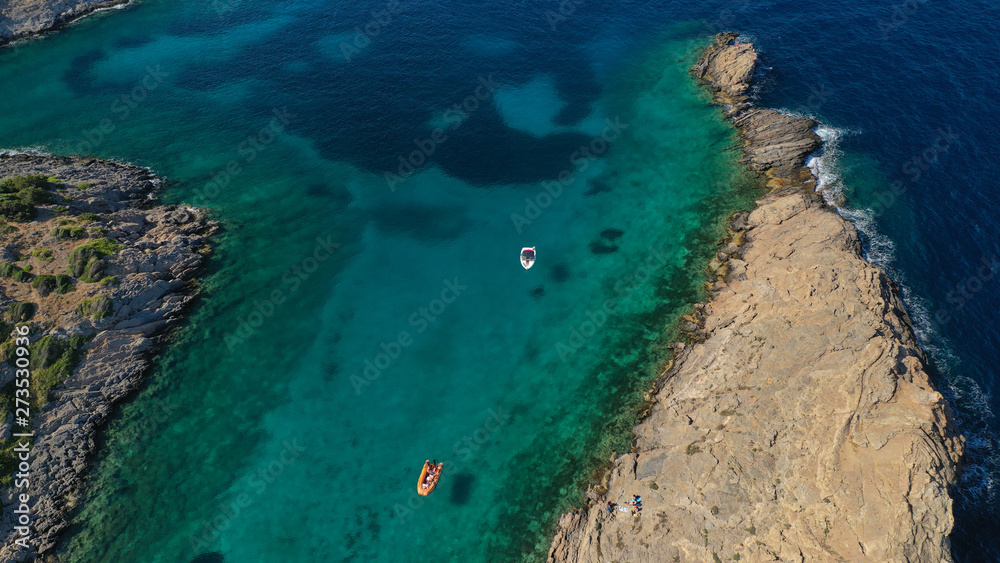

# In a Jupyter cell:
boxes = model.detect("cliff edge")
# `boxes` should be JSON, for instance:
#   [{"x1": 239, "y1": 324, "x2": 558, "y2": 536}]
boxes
[{"x1": 547, "y1": 33, "x2": 963, "y2": 563}]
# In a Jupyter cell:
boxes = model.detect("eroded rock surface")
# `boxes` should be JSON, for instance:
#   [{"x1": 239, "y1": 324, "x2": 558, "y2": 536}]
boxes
[{"x1": 548, "y1": 33, "x2": 962, "y2": 563}]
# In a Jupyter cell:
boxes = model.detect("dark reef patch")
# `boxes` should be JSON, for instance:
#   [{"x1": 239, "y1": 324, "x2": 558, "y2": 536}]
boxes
[
  {"x1": 449, "y1": 473, "x2": 476, "y2": 505},
  {"x1": 588, "y1": 241, "x2": 618, "y2": 255},
  {"x1": 63, "y1": 49, "x2": 107, "y2": 95},
  {"x1": 368, "y1": 203, "x2": 472, "y2": 242},
  {"x1": 323, "y1": 362, "x2": 339, "y2": 382},
  {"x1": 600, "y1": 228, "x2": 624, "y2": 241},
  {"x1": 550, "y1": 263, "x2": 570, "y2": 283},
  {"x1": 584, "y1": 178, "x2": 612, "y2": 196},
  {"x1": 190, "y1": 552, "x2": 224, "y2": 563}
]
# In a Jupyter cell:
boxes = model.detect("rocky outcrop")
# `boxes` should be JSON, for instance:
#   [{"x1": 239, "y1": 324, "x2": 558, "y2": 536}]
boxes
[
  {"x1": 691, "y1": 33, "x2": 757, "y2": 110},
  {"x1": 548, "y1": 33, "x2": 963, "y2": 563},
  {"x1": 0, "y1": 154, "x2": 216, "y2": 560},
  {"x1": 0, "y1": 0, "x2": 131, "y2": 44}
]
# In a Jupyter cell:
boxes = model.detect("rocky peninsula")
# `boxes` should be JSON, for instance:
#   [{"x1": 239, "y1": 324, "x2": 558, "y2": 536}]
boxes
[
  {"x1": 0, "y1": 0, "x2": 132, "y2": 44},
  {"x1": 547, "y1": 33, "x2": 963, "y2": 562},
  {"x1": 0, "y1": 153, "x2": 215, "y2": 560}
]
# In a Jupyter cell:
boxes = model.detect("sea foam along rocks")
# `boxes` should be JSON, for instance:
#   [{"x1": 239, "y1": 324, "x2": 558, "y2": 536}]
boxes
[
  {"x1": 0, "y1": 0, "x2": 134, "y2": 45},
  {"x1": 547, "y1": 33, "x2": 963, "y2": 563}
]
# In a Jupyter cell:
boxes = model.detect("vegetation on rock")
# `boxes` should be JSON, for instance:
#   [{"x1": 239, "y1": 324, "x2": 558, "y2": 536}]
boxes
[
  {"x1": 0, "y1": 263, "x2": 32, "y2": 282},
  {"x1": 32, "y1": 248, "x2": 54, "y2": 262},
  {"x1": 0, "y1": 174, "x2": 54, "y2": 222},
  {"x1": 50, "y1": 225, "x2": 88, "y2": 239},
  {"x1": 67, "y1": 239, "x2": 122, "y2": 282},
  {"x1": 6, "y1": 302, "x2": 35, "y2": 322},
  {"x1": 27, "y1": 335, "x2": 89, "y2": 410},
  {"x1": 31, "y1": 274, "x2": 74, "y2": 296},
  {"x1": 77, "y1": 295, "x2": 112, "y2": 319}
]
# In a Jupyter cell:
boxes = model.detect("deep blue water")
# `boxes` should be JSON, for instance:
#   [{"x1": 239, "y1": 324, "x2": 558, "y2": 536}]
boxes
[
  {"x1": 722, "y1": 3, "x2": 1000, "y2": 559},
  {"x1": 1, "y1": 0, "x2": 998, "y2": 560}
]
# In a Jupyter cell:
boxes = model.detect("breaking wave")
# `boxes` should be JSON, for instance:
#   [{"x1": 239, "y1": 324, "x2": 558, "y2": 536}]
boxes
[{"x1": 806, "y1": 121, "x2": 999, "y2": 510}]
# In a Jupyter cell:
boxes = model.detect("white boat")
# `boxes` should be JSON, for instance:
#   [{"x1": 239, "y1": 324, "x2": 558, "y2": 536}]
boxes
[{"x1": 520, "y1": 247, "x2": 536, "y2": 270}]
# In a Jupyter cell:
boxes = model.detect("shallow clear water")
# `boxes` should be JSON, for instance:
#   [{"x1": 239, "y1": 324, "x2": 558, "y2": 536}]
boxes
[
  {"x1": 1, "y1": 0, "x2": 998, "y2": 561},
  {"x1": 1, "y1": 2, "x2": 760, "y2": 561}
]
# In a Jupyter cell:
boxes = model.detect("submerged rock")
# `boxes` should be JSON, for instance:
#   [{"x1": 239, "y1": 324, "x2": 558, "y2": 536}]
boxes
[
  {"x1": 587, "y1": 241, "x2": 618, "y2": 255},
  {"x1": 550, "y1": 263, "x2": 570, "y2": 283},
  {"x1": 599, "y1": 228, "x2": 624, "y2": 241},
  {"x1": 190, "y1": 553, "x2": 225, "y2": 563}
]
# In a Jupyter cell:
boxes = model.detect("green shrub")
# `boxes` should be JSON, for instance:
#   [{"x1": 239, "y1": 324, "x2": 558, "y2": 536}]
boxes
[
  {"x1": 0, "y1": 223, "x2": 15, "y2": 235},
  {"x1": 19, "y1": 187, "x2": 53, "y2": 205},
  {"x1": 0, "y1": 341, "x2": 14, "y2": 364},
  {"x1": 77, "y1": 295, "x2": 113, "y2": 319},
  {"x1": 0, "y1": 442, "x2": 18, "y2": 487},
  {"x1": 45, "y1": 177, "x2": 62, "y2": 184},
  {"x1": 0, "y1": 201, "x2": 36, "y2": 222},
  {"x1": 28, "y1": 335, "x2": 88, "y2": 409},
  {"x1": 98, "y1": 275, "x2": 119, "y2": 286},
  {"x1": 83, "y1": 239, "x2": 122, "y2": 255},
  {"x1": 77, "y1": 182, "x2": 95, "y2": 190},
  {"x1": 30, "y1": 335, "x2": 64, "y2": 368},
  {"x1": 81, "y1": 258, "x2": 104, "y2": 282},
  {"x1": 31, "y1": 274, "x2": 73, "y2": 296},
  {"x1": 50, "y1": 226, "x2": 87, "y2": 240},
  {"x1": 0, "y1": 263, "x2": 32, "y2": 282},
  {"x1": 68, "y1": 239, "x2": 122, "y2": 281},
  {"x1": 0, "y1": 174, "x2": 49, "y2": 194},
  {"x1": 77, "y1": 212, "x2": 102, "y2": 222},
  {"x1": 5, "y1": 302, "x2": 35, "y2": 322},
  {"x1": 0, "y1": 175, "x2": 57, "y2": 221},
  {"x1": 58, "y1": 218, "x2": 75, "y2": 225},
  {"x1": 31, "y1": 249, "x2": 54, "y2": 262},
  {"x1": 52, "y1": 205, "x2": 69, "y2": 214}
]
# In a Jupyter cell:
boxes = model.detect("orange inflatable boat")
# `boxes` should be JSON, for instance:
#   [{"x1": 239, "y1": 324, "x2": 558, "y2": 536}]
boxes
[{"x1": 417, "y1": 460, "x2": 443, "y2": 496}]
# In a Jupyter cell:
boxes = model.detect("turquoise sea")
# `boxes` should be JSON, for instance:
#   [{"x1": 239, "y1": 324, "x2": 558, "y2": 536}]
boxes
[{"x1": 1, "y1": 0, "x2": 998, "y2": 561}]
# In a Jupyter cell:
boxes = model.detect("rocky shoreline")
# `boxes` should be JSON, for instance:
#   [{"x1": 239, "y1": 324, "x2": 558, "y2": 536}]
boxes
[
  {"x1": 547, "y1": 33, "x2": 963, "y2": 562},
  {"x1": 0, "y1": 153, "x2": 216, "y2": 561},
  {"x1": 0, "y1": 0, "x2": 133, "y2": 45}
]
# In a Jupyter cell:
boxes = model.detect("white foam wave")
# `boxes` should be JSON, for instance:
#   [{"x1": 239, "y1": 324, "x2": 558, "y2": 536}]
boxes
[
  {"x1": 0, "y1": 145, "x2": 50, "y2": 156},
  {"x1": 807, "y1": 125, "x2": 958, "y2": 365},
  {"x1": 806, "y1": 121, "x2": 999, "y2": 508},
  {"x1": 64, "y1": 0, "x2": 135, "y2": 25},
  {"x1": 807, "y1": 126, "x2": 897, "y2": 266}
]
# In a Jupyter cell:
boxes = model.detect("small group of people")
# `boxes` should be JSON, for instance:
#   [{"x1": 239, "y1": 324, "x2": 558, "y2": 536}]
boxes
[
  {"x1": 422, "y1": 459, "x2": 440, "y2": 489},
  {"x1": 605, "y1": 495, "x2": 643, "y2": 518}
]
